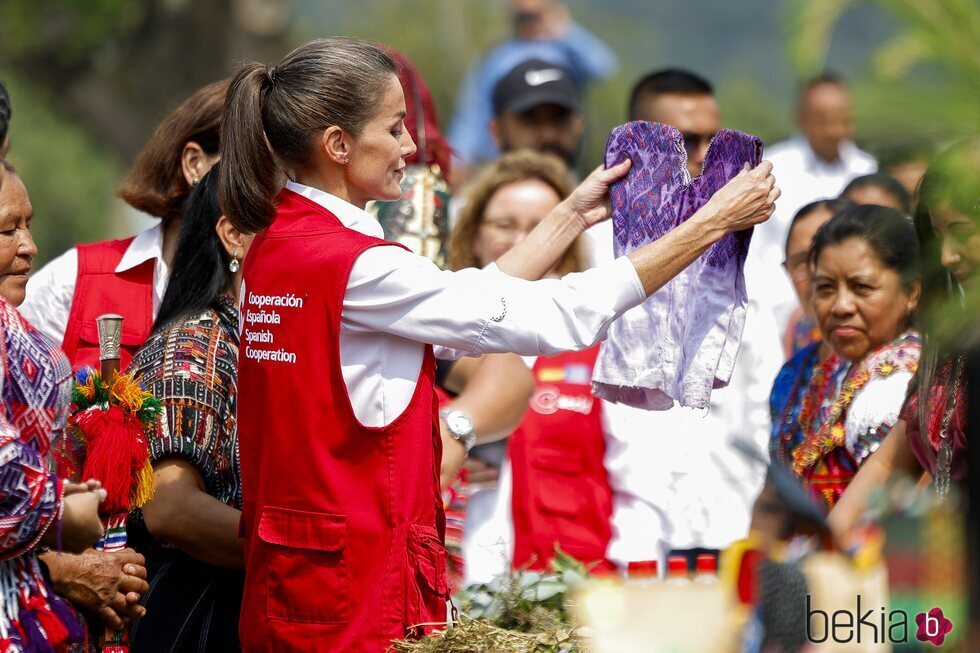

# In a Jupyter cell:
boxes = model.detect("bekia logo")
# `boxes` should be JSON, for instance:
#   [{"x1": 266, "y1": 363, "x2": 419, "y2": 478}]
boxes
[
  {"x1": 916, "y1": 607, "x2": 953, "y2": 646},
  {"x1": 525, "y1": 68, "x2": 564, "y2": 87},
  {"x1": 807, "y1": 596, "x2": 953, "y2": 646}
]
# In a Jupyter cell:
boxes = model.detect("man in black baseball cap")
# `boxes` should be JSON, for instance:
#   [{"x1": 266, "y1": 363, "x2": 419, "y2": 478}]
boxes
[{"x1": 490, "y1": 58, "x2": 585, "y2": 168}]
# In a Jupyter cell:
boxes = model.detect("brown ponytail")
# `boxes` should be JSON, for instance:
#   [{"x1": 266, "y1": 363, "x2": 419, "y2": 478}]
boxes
[
  {"x1": 219, "y1": 64, "x2": 279, "y2": 233},
  {"x1": 219, "y1": 38, "x2": 397, "y2": 233}
]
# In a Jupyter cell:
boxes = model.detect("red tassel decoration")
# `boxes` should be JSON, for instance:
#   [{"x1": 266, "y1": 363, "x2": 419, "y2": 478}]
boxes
[
  {"x1": 73, "y1": 406, "x2": 150, "y2": 515},
  {"x1": 26, "y1": 597, "x2": 69, "y2": 647}
]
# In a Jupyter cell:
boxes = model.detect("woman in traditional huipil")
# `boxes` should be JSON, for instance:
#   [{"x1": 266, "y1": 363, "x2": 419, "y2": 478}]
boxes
[
  {"x1": 0, "y1": 161, "x2": 108, "y2": 651},
  {"x1": 830, "y1": 138, "x2": 980, "y2": 535},
  {"x1": 126, "y1": 166, "x2": 250, "y2": 651},
  {"x1": 790, "y1": 204, "x2": 922, "y2": 510},
  {"x1": 219, "y1": 38, "x2": 777, "y2": 651}
]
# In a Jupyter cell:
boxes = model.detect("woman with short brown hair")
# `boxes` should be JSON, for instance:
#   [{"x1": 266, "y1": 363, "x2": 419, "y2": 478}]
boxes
[{"x1": 20, "y1": 80, "x2": 228, "y2": 371}]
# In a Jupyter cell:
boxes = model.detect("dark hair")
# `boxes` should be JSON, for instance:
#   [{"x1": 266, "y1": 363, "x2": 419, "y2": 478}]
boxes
[
  {"x1": 910, "y1": 138, "x2": 980, "y2": 439},
  {"x1": 0, "y1": 158, "x2": 15, "y2": 174},
  {"x1": 841, "y1": 173, "x2": 912, "y2": 214},
  {"x1": 801, "y1": 71, "x2": 847, "y2": 94},
  {"x1": 153, "y1": 165, "x2": 230, "y2": 332},
  {"x1": 119, "y1": 80, "x2": 228, "y2": 221},
  {"x1": 0, "y1": 81, "x2": 10, "y2": 147},
  {"x1": 785, "y1": 197, "x2": 855, "y2": 254},
  {"x1": 809, "y1": 204, "x2": 920, "y2": 291},
  {"x1": 628, "y1": 68, "x2": 713, "y2": 121},
  {"x1": 219, "y1": 38, "x2": 397, "y2": 233}
]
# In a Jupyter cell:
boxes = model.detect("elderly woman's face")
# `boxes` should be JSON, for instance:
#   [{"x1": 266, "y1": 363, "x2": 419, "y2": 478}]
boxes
[
  {"x1": 0, "y1": 172, "x2": 36, "y2": 306},
  {"x1": 812, "y1": 237, "x2": 918, "y2": 362},
  {"x1": 472, "y1": 178, "x2": 562, "y2": 268}
]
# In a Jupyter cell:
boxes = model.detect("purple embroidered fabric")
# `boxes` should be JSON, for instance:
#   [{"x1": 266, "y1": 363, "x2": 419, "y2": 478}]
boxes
[{"x1": 592, "y1": 122, "x2": 764, "y2": 409}]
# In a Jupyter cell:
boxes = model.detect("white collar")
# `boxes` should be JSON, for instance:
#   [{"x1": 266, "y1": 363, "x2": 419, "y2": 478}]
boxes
[
  {"x1": 793, "y1": 134, "x2": 860, "y2": 171},
  {"x1": 116, "y1": 223, "x2": 165, "y2": 274},
  {"x1": 285, "y1": 181, "x2": 385, "y2": 239}
]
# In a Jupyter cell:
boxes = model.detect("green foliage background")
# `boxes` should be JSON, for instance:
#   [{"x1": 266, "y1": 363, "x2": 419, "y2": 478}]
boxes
[
  {"x1": 2, "y1": 75, "x2": 122, "y2": 264},
  {"x1": 1, "y1": 0, "x2": 977, "y2": 266}
]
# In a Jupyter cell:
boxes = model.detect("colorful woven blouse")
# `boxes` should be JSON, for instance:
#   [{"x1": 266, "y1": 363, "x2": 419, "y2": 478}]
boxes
[
  {"x1": 792, "y1": 330, "x2": 921, "y2": 510},
  {"x1": 128, "y1": 297, "x2": 240, "y2": 508},
  {"x1": 0, "y1": 297, "x2": 83, "y2": 651},
  {"x1": 901, "y1": 354, "x2": 968, "y2": 484},
  {"x1": 769, "y1": 341, "x2": 824, "y2": 467}
]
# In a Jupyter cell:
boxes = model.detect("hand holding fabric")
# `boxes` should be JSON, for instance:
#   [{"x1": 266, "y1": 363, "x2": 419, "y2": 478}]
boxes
[
  {"x1": 564, "y1": 159, "x2": 632, "y2": 230},
  {"x1": 700, "y1": 161, "x2": 779, "y2": 234}
]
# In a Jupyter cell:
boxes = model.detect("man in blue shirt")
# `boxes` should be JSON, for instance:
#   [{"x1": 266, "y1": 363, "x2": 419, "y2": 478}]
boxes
[{"x1": 448, "y1": 0, "x2": 617, "y2": 175}]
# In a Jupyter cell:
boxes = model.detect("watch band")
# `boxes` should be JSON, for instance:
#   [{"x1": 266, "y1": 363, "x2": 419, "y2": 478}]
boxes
[{"x1": 439, "y1": 408, "x2": 476, "y2": 453}]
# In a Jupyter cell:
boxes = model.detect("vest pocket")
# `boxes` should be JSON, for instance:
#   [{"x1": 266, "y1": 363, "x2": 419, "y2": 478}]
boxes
[
  {"x1": 404, "y1": 523, "x2": 448, "y2": 633},
  {"x1": 258, "y1": 506, "x2": 349, "y2": 624}
]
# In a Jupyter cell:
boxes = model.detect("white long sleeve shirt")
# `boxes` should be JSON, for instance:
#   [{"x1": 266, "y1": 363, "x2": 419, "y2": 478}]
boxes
[
  {"x1": 587, "y1": 225, "x2": 784, "y2": 565},
  {"x1": 285, "y1": 182, "x2": 646, "y2": 427},
  {"x1": 19, "y1": 224, "x2": 170, "y2": 346}
]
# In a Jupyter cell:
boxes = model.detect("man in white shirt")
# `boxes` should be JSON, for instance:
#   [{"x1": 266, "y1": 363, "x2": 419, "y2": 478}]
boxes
[
  {"x1": 755, "y1": 73, "x2": 877, "y2": 334},
  {"x1": 592, "y1": 69, "x2": 783, "y2": 572}
]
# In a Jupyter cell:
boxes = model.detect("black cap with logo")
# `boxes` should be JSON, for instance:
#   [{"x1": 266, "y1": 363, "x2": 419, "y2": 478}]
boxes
[{"x1": 492, "y1": 58, "x2": 581, "y2": 116}]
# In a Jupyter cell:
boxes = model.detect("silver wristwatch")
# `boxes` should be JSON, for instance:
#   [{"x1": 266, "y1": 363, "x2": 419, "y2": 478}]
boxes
[{"x1": 439, "y1": 408, "x2": 476, "y2": 453}]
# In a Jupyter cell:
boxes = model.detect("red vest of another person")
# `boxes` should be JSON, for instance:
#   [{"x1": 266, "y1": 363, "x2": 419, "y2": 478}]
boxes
[
  {"x1": 61, "y1": 238, "x2": 155, "y2": 371},
  {"x1": 237, "y1": 189, "x2": 447, "y2": 653},
  {"x1": 510, "y1": 346, "x2": 615, "y2": 573}
]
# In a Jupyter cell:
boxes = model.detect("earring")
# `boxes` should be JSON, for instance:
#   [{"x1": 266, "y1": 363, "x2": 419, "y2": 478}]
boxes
[
  {"x1": 192, "y1": 177, "x2": 200, "y2": 186},
  {"x1": 343, "y1": 157, "x2": 350, "y2": 164},
  {"x1": 229, "y1": 251, "x2": 240, "y2": 273}
]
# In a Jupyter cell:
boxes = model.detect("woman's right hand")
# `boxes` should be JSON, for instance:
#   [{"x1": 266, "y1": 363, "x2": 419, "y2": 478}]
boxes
[
  {"x1": 56, "y1": 489, "x2": 107, "y2": 553},
  {"x1": 700, "y1": 161, "x2": 779, "y2": 234}
]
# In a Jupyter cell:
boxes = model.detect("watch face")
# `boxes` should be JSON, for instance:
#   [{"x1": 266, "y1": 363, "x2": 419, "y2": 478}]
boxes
[{"x1": 447, "y1": 412, "x2": 474, "y2": 436}]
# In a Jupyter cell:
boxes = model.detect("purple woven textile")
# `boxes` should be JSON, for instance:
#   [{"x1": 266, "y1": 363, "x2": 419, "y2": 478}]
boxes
[{"x1": 592, "y1": 122, "x2": 764, "y2": 409}]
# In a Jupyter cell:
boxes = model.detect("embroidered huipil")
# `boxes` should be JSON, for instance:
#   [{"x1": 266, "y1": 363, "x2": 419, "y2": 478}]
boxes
[
  {"x1": 0, "y1": 297, "x2": 81, "y2": 651},
  {"x1": 769, "y1": 341, "x2": 824, "y2": 467},
  {"x1": 792, "y1": 331, "x2": 920, "y2": 510},
  {"x1": 593, "y1": 122, "x2": 764, "y2": 410},
  {"x1": 901, "y1": 355, "x2": 968, "y2": 482},
  {"x1": 127, "y1": 297, "x2": 240, "y2": 508}
]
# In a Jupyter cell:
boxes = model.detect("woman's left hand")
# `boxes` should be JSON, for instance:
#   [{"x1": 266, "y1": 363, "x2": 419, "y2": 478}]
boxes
[{"x1": 564, "y1": 158, "x2": 632, "y2": 229}]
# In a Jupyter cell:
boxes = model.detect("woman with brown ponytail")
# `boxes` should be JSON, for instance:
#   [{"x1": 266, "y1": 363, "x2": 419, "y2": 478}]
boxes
[{"x1": 222, "y1": 37, "x2": 777, "y2": 652}]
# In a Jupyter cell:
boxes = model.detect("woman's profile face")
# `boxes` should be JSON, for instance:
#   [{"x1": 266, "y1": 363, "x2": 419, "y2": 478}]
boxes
[
  {"x1": 931, "y1": 203, "x2": 980, "y2": 289},
  {"x1": 0, "y1": 172, "x2": 37, "y2": 307},
  {"x1": 472, "y1": 178, "x2": 562, "y2": 268},
  {"x1": 812, "y1": 237, "x2": 917, "y2": 362},
  {"x1": 345, "y1": 76, "x2": 417, "y2": 208},
  {"x1": 783, "y1": 206, "x2": 834, "y2": 316}
]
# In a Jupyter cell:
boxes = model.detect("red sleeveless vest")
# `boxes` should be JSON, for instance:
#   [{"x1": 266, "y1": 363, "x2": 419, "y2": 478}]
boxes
[
  {"x1": 510, "y1": 346, "x2": 615, "y2": 573},
  {"x1": 237, "y1": 189, "x2": 447, "y2": 653},
  {"x1": 61, "y1": 237, "x2": 155, "y2": 371}
]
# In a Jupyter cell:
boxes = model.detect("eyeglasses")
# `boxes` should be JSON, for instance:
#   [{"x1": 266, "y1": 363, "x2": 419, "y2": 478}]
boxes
[
  {"x1": 481, "y1": 218, "x2": 535, "y2": 240},
  {"x1": 782, "y1": 252, "x2": 811, "y2": 281}
]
